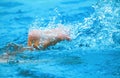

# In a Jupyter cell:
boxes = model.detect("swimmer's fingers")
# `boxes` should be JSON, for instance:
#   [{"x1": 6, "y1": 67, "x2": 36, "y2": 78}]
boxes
[
  {"x1": 33, "y1": 45, "x2": 41, "y2": 50},
  {"x1": 32, "y1": 40, "x2": 40, "y2": 50}
]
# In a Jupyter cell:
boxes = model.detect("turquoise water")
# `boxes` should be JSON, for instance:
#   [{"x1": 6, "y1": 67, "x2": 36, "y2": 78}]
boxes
[{"x1": 0, "y1": 0, "x2": 120, "y2": 78}]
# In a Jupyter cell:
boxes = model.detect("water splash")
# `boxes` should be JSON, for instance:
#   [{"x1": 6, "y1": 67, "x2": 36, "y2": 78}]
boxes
[
  {"x1": 29, "y1": 0, "x2": 120, "y2": 50},
  {"x1": 0, "y1": 1, "x2": 120, "y2": 77},
  {"x1": 1, "y1": 0, "x2": 119, "y2": 52}
]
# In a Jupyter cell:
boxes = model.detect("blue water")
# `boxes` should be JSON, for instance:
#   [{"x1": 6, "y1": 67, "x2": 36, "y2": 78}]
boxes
[{"x1": 0, "y1": 0, "x2": 120, "y2": 78}]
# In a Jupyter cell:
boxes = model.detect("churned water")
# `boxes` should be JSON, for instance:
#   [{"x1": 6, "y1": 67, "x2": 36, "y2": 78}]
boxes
[{"x1": 0, "y1": 0, "x2": 120, "y2": 78}]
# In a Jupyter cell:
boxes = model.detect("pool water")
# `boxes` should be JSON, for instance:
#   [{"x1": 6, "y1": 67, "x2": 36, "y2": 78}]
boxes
[{"x1": 0, "y1": 0, "x2": 120, "y2": 78}]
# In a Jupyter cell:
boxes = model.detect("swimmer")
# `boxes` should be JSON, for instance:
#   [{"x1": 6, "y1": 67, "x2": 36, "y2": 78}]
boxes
[
  {"x1": 3, "y1": 26, "x2": 71, "y2": 54},
  {"x1": 0, "y1": 26, "x2": 71, "y2": 62}
]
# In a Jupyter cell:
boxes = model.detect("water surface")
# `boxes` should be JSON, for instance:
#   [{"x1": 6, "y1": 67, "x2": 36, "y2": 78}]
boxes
[{"x1": 0, "y1": 0, "x2": 120, "y2": 78}]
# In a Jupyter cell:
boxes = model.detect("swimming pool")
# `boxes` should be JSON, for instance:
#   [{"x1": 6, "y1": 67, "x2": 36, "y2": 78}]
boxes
[{"x1": 0, "y1": 0, "x2": 120, "y2": 78}]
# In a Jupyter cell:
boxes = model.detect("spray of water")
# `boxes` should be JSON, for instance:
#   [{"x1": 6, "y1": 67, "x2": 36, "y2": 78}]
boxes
[
  {"x1": 0, "y1": 0, "x2": 120, "y2": 63},
  {"x1": 27, "y1": 0, "x2": 120, "y2": 50}
]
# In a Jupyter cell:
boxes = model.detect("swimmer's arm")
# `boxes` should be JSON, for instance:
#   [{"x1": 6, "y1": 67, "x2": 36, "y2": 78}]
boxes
[{"x1": 4, "y1": 46, "x2": 34, "y2": 56}]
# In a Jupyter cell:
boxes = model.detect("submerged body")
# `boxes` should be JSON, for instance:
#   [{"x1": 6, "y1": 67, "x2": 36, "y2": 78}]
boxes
[{"x1": 0, "y1": 26, "x2": 71, "y2": 61}]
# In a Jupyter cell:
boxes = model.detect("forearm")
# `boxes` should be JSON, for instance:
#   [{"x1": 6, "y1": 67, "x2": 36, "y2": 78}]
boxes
[{"x1": 22, "y1": 47, "x2": 34, "y2": 51}]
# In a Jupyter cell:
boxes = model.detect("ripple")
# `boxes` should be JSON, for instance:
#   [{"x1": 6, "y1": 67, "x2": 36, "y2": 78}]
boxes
[
  {"x1": 18, "y1": 68, "x2": 63, "y2": 78},
  {"x1": 60, "y1": 0, "x2": 85, "y2": 5},
  {"x1": 0, "y1": 10, "x2": 27, "y2": 16},
  {"x1": 0, "y1": 1, "x2": 23, "y2": 8}
]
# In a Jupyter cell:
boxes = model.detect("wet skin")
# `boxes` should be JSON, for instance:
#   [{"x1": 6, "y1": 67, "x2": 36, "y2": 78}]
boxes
[{"x1": 28, "y1": 27, "x2": 71, "y2": 50}]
